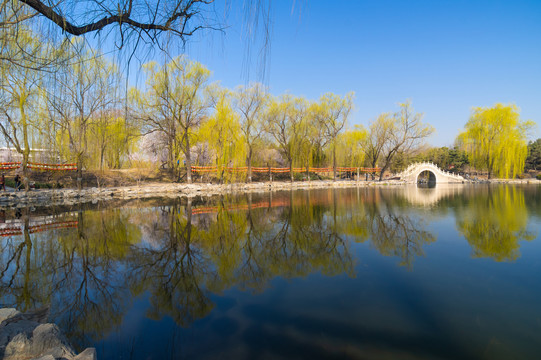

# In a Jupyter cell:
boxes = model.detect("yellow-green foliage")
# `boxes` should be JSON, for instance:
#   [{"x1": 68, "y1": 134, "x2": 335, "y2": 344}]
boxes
[
  {"x1": 265, "y1": 94, "x2": 311, "y2": 168},
  {"x1": 55, "y1": 129, "x2": 77, "y2": 165},
  {"x1": 456, "y1": 186, "x2": 535, "y2": 261},
  {"x1": 58, "y1": 209, "x2": 142, "y2": 260},
  {"x1": 335, "y1": 125, "x2": 368, "y2": 167},
  {"x1": 197, "y1": 89, "x2": 246, "y2": 180},
  {"x1": 87, "y1": 114, "x2": 139, "y2": 169},
  {"x1": 458, "y1": 103, "x2": 534, "y2": 178},
  {"x1": 47, "y1": 43, "x2": 121, "y2": 171},
  {"x1": 234, "y1": 83, "x2": 268, "y2": 170},
  {"x1": 0, "y1": 26, "x2": 53, "y2": 170},
  {"x1": 134, "y1": 56, "x2": 210, "y2": 175}
]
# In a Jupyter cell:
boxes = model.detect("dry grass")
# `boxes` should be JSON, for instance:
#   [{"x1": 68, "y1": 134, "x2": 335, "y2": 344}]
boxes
[{"x1": 0, "y1": 168, "x2": 178, "y2": 189}]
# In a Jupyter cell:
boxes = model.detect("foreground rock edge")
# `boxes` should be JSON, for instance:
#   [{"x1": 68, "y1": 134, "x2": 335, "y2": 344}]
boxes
[{"x1": 0, "y1": 307, "x2": 96, "y2": 360}]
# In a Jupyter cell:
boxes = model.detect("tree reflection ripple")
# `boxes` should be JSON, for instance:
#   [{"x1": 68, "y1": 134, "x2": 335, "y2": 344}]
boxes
[{"x1": 0, "y1": 185, "x2": 538, "y2": 358}]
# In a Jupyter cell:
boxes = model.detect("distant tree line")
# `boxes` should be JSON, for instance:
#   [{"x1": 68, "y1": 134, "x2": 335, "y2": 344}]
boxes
[
  {"x1": 0, "y1": 34, "x2": 436, "y2": 185},
  {"x1": 0, "y1": 23, "x2": 536, "y2": 187}
]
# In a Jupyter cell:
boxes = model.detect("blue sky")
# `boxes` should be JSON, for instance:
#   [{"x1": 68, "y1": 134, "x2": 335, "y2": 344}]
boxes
[{"x1": 135, "y1": 0, "x2": 541, "y2": 146}]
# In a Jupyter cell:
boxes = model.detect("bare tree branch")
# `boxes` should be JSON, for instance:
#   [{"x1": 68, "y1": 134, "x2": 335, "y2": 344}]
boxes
[{"x1": 18, "y1": 0, "x2": 215, "y2": 40}]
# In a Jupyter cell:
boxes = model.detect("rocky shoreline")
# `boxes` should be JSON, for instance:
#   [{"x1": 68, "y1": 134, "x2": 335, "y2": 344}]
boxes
[
  {"x1": 0, "y1": 180, "x2": 401, "y2": 207},
  {"x1": 0, "y1": 308, "x2": 95, "y2": 360},
  {"x1": 0, "y1": 179, "x2": 539, "y2": 207}
]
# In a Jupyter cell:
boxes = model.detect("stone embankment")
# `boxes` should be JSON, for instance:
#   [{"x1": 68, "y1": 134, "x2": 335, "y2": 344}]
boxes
[
  {"x1": 0, "y1": 308, "x2": 95, "y2": 360},
  {"x1": 485, "y1": 178, "x2": 541, "y2": 184},
  {"x1": 0, "y1": 180, "x2": 404, "y2": 207}
]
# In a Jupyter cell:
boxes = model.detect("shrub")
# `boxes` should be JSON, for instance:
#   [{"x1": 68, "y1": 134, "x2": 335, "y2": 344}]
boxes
[{"x1": 536, "y1": 174, "x2": 541, "y2": 180}]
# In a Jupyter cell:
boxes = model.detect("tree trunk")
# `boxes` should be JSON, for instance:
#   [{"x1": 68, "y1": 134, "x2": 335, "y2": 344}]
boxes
[
  {"x1": 246, "y1": 147, "x2": 252, "y2": 183},
  {"x1": 76, "y1": 157, "x2": 83, "y2": 191},
  {"x1": 378, "y1": 151, "x2": 396, "y2": 181},
  {"x1": 487, "y1": 155, "x2": 492, "y2": 180},
  {"x1": 22, "y1": 153, "x2": 29, "y2": 192},
  {"x1": 185, "y1": 132, "x2": 192, "y2": 184},
  {"x1": 333, "y1": 142, "x2": 337, "y2": 181},
  {"x1": 289, "y1": 161, "x2": 293, "y2": 182},
  {"x1": 378, "y1": 163, "x2": 389, "y2": 181},
  {"x1": 100, "y1": 144, "x2": 105, "y2": 170},
  {"x1": 169, "y1": 138, "x2": 175, "y2": 171}
]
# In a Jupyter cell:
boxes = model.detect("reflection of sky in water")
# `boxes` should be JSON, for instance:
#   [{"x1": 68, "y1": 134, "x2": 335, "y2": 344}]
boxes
[{"x1": 0, "y1": 185, "x2": 540, "y2": 359}]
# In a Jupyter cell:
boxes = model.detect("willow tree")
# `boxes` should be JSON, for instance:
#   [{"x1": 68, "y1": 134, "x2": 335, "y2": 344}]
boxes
[
  {"x1": 265, "y1": 94, "x2": 310, "y2": 182},
  {"x1": 0, "y1": 2, "x2": 43, "y2": 68},
  {"x1": 365, "y1": 113, "x2": 394, "y2": 171},
  {"x1": 335, "y1": 125, "x2": 368, "y2": 168},
  {"x1": 133, "y1": 56, "x2": 210, "y2": 183},
  {"x1": 200, "y1": 87, "x2": 245, "y2": 183},
  {"x1": 0, "y1": 27, "x2": 52, "y2": 190},
  {"x1": 88, "y1": 111, "x2": 139, "y2": 170},
  {"x1": 234, "y1": 83, "x2": 268, "y2": 182},
  {"x1": 315, "y1": 92, "x2": 354, "y2": 180},
  {"x1": 457, "y1": 104, "x2": 534, "y2": 179},
  {"x1": 48, "y1": 43, "x2": 119, "y2": 190},
  {"x1": 305, "y1": 102, "x2": 328, "y2": 168}
]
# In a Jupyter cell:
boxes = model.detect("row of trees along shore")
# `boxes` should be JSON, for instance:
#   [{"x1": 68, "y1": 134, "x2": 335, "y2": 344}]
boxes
[{"x1": 1, "y1": 34, "x2": 537, "y2": 188}]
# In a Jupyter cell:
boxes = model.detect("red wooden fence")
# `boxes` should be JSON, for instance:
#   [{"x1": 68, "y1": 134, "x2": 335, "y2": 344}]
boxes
[
  {"x1": 191, "y1": 166, "x2": 380, "y2": 175},
  {"x1": 0, "y1": 162, "x2": 77, "y2": 171}
]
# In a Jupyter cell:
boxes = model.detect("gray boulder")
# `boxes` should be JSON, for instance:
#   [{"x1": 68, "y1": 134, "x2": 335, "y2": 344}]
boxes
[{"x1": 0, "y1": 307, "x2": 96, "y2": 360}]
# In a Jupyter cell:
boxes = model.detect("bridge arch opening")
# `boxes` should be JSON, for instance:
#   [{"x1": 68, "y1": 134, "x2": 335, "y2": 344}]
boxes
[{"x1": 417, "y1": 170, "x2": 436, "y2": 188}]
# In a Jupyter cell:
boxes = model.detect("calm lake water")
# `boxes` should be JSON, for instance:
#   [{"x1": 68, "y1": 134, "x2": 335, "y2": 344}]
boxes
[{"x1": 1, "y1": 185, "x2": 540, "y2": 359}]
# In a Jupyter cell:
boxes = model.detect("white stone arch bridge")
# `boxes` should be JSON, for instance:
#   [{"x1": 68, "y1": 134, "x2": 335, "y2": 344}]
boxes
[{"x1": 395, "y1": 162, "x2": 466, "y2": 184}]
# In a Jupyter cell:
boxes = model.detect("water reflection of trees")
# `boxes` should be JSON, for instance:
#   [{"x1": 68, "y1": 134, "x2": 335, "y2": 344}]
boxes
[
  {"x1": 127, "y1": 200, "x2": 215, "y2": 326},
  {"x1": 0, "y1": 187, "x2": 497, "y2": 347},
  {"x1": 1, "y1": 186, "x2": 538, "y2": 356},
  {"x1": 454, "y1": 186, "x2": 536, "y2": 261},
  {"x1": 53, "y1": 208, "x2": 141, "y2": 346},
  {"x1": 343, "y1": 188, "x2": 436, "y2": 268},
  {"x1": 0, "y1": 216, "x2": 49, "y2": 310},
  {"x1": 127, "y1": 192, "x2": 356, "y2": 328},
  {"x1": 0, "y1": 207, "x2": 141, "y2": 349},
  {"x1": 366, "y1": 209, "x2": 435, "y2": 268}
]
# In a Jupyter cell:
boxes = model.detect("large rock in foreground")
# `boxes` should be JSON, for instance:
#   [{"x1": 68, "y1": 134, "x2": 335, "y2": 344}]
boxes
[{"x1": 0, "y1": 308, "x2": 96, "y2": 360}]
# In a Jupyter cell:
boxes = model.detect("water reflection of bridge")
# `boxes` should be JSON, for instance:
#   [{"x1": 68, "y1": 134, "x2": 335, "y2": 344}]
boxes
[{"x1": 399, "y1": 185, "x2": 465, "y2": 206}]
